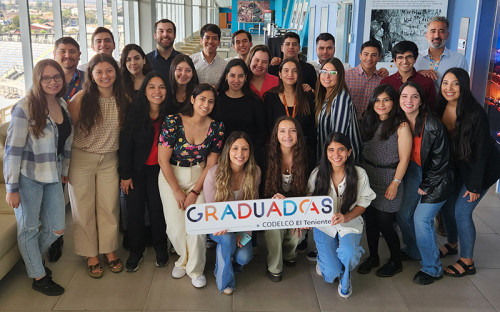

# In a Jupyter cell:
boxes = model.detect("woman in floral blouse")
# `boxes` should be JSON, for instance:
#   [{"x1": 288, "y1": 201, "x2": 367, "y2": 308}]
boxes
[{"x1": 157, "y1": 83, "x2": 224, "y2": 289}]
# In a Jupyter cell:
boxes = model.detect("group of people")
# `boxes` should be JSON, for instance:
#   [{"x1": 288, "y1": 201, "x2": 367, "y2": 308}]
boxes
[{"x1": 3, "y1": 15, "x2": 500, "y2": 300}]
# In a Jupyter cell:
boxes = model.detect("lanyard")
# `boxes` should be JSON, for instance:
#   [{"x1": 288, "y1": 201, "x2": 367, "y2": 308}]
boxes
[
  {"x1": 429, "y1": 54, "x2": 443, "y2": 72},
  {"x1": 281, "y1": 93, "x2": 297, "y2": 118},
  {"x1": 67, "y1": 71, "x2": 82, "y2": 103}
]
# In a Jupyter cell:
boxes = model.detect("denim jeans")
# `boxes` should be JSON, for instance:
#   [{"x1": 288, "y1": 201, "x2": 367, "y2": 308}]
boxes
[
  {"x1": 209, "y1": 233, "x2": 252, "y2": 292},
  {"x1": 313, "y1": 228, "x2": 363, "y2": 294},
  {"x1": 396, "y1": 161, "x2": 422, "y2": 260},
  {"x1": 15, "y1": 174, "x2": 65, "y2": 278},
  {"x1": 441, "y1": 183, "x2": 487, "y2": 259}
]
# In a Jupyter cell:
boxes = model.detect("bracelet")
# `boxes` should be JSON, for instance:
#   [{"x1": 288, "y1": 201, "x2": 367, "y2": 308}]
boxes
[
  {"x1": 393, "y1": 178, "x2": 402, "y2": 184},
  {"x1": 190, "y1": 189, "x2": 200, "y2": 196}
]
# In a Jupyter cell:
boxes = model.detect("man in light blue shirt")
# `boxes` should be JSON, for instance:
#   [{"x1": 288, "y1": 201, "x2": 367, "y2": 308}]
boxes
[{"x1": 415, "y1": 16, "x2": 468, "y2": 91}]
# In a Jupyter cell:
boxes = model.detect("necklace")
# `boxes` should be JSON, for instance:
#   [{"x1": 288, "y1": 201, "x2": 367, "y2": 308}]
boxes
[{"x1": 281, "y1": 93, "x2": 297, "y2": 118}]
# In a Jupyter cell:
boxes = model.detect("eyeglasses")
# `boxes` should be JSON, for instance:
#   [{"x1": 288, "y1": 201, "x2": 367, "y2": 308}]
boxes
[
  {"x1": 319, "y1": 70, "x2": 337, "y2": 76},
  {"x1": 395, "y1": 55, "x2": 415, "y2": 62},
  {"x1": 41, "y1": 74, "x2": 63, "y2": 84}
]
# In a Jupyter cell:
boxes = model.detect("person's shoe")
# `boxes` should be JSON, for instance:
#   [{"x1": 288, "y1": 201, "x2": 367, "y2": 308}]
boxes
[
  {"x1": 315, "y1": 263, "x2": 322, "y2": 276},
  {"x1": 357, "y1": 256, "x2": 380, "y2": 274},
  {"x1": 191, "y1": 274, "x2": 207, "y2": 288},
  {"x1": 32, "y1": 275, "x2": 64, "y2": 296},
  {"x1": 400, "y1": 250, "x2": 420, "y2": 261},
  {"x1": 126, "y1": 255, "x2": 143, "y2": 272},
  {"x1": 283, "y1": 258, "x2": 296, "y2": 267},
  {"x1": 48, "y1": 236, "x2": 63, "y2": 262},
  {"x1": 413, "y1": 270, "x2": 443, "y2": 285},
  {"x1": 266, "y1": 270, "x2": 282, "y2": 282},
  {"x1": 306, "y1": 248, "x2": 318, "y2": 262},
  {"x1": 338, "y1": 281, "x2": 352, "y2": 299},
  {"x1": 156, "y1": 254, "x2": 169, "y2": 267},
  {"x1": 296, "y1": 239, "x2": 308, "y2": 253},
  {"x1": 376, "y1": 260, "x2": 403, "y2": 277},
  {"x1": 172, "y1": 266, "x2": 186, "y2": 278},
  {"x1": 222, "y1": 288, "x2": 234, "y2": 295},
  {"x1": 439, "y1": 243, "x2": 458, "y2": 258}
]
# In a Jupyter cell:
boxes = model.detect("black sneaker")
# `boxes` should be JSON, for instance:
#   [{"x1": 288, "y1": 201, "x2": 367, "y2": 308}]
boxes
[
  {"x1": 266, "y1": 270, "x2": 282, "y2": 282},
  {"x1": 306, "y1": 248, "x2": 318, "y2": 262},
  {"x1": 283, "y1": 259, "x2": 296, "y2": 267},
  {"x1": 48, "y1": 236, "x2": 63, "y2": 262},
  {"x1": 32, "y1": 275, "x2": 64, "y2": 296},
  {"x1": 376, "y1": 260, "x2": 403, "y2": 277},
  {"x1": 357, "y1": 256, "x2": 380, "y2": 274},
  {"x1": 413, "y1": 270, "x2": 443, "y2": 285},
  {"x1": 156, "y1": 254, "x2": 169, "y2": 267},
  {"x1": 126, "y1": 255, "x2": 144, "y2": 272}
]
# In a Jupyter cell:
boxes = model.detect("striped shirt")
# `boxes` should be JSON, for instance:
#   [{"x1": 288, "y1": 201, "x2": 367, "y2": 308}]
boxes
[
  {"x1": 316, "y1": 89, "x2": 361, "y2": 163},
  {"x1": 345, "y1": 64, "x2": 383, "y2": 120},
  {"x1": 3, "y1": 96, "x2": 74, "y2": 192}
]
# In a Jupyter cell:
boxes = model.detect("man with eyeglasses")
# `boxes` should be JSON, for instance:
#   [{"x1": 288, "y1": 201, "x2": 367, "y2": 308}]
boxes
[
  {"x1": 345, "y1": 40, "x2": 385, "y2": 120},
  {"x1": 147, "y1": 19, "x2": 181, "y2": 83},
  {"x1": 53, "y1": 37, "x2": 84, "y2": 103},
  {"x1": 415, "y1": 16, "x2": 468, "y2": 92},
  {"x1": 381, "y1": 41, "x2": 437, "y2": 111},
  {"x1": 78, "y1": 27, "x2": 116, "y2": 72}
]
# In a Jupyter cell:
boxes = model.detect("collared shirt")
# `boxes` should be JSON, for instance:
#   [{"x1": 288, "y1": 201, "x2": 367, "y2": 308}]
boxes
[
  {"x1": 381, "y1": 68, "x2": 437, "y2": 111},
  {"x1": 146, "y1": 48, "x2": 182, "y2": 83},
  {"x1": 4, "y1": 97, "x2": 74, "y2": 192},
  {"x1": 190, "y1": 51, "x2": 228, "y2": 88},
  {"x1": 307, "y1": 166, "x2": 376, "y2": 238},
  {"x1": 345, "y1": 64, "x2": 383, "y2": 120},
  {"x1": 64, "y1": 69, "x2": 84, "y2": 102},
  {"x1": 414, "y1": 47, "x2": 468, "y2": 91}
]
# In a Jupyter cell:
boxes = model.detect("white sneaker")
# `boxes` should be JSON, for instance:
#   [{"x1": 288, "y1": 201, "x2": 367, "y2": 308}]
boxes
[
  {"x1": 315, "y1": 263, "x2": 322, "y2": 276},
  {"x1": 222, "y1": 287, "x2": 234, "y2": 295},
  {"x1": 338, "y1": 282, "x2": 352, "y2": 299},
  {"x1": 171, "y1": 266, "x2": 186, "y2": 279},
  {"x1": 191, "y1": 274, "x2": 207, "y2": 288}
]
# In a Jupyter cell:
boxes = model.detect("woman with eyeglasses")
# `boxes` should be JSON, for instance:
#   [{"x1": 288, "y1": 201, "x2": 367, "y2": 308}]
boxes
[
  {"x1": 4, "y1": 59, "x2": 73, "y2": 295},
  {"x1": 315, "y1": 57, "x2": 361, "y2": 163}
]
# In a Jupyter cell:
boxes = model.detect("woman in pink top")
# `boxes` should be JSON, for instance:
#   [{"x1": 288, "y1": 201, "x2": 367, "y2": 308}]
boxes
[{"x1": 246, "y1": 45, "x2": 279, "y2": 99}]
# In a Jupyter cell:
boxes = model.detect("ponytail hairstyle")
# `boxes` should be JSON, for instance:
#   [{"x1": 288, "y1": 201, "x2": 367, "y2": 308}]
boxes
[{"x1": 312, "y1": 132, "x2": 358, "y2": 215}]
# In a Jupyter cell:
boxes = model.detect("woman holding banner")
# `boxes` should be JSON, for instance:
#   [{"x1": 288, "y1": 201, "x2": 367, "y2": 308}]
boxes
[
  {"x1": 308, "y1": 132, "x2": 375, "y2": 299},
  {"x1": 203, "y1": 131, "x2": 261, "y2": 295},
  {"x1": 264, "y1": 116, "x2": 308, "y2": 282}
]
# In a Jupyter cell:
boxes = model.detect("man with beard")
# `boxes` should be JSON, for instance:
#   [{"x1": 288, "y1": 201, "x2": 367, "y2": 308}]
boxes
[
  {"x1": 415, "y1": 16, "x2": 468, "y2": 91},
  {"x1": 146, "y1": 19, "x2": 182, "y2": 83}
]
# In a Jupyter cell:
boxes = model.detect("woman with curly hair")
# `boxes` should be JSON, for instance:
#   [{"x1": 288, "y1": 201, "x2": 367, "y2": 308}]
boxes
[
  {"x1": 264, "y1": 116, "x2": 308, "y2": 282},
  {"x1": 204, "y1": 131, "x2": 261, "y2": 295},
  {"x1": 166, "y1": 54, "x2": 199, "y2": 115},
  {"x1": 120, "y1": 44, "x2": 152, "y2": 99},
  {"x1": 4, "y1": 59, "x2": 73, "y2": 295},
  {"x1": 68, "y1": 53, "x2": 129, "y2": 278}
]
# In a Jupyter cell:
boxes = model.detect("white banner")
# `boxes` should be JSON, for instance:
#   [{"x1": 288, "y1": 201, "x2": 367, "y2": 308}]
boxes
[{"x1": 185, "y1": 196, "x2": 334, "y2": 235}]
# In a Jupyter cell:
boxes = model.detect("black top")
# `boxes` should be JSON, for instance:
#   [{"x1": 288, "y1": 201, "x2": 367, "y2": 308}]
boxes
[
  {"x1": 146, "y1": 49, "x2": 182, "y2": 84},
  {"x1": 165, "y1": 87, "x2": 189, "y2": 116},
  {"x1": 214, "y1": 92, "x2": 266, "y2": 150},
  {"x1": 268, "y1": 59, "x2": 318, "y2": 91},
  {"x1": 56, "y1": 111, "x2": 71, "y2": 156},
  {"x1": 264, "y1": 91, "x2": 317, "y2": 171}
]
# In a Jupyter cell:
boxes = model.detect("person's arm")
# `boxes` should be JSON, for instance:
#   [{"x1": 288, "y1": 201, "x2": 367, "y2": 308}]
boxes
[
  {"x1": 61, "y1": 101, "x2": 74, "y2": 181},
  {"x1": 417, "y1": 70, "x2": 438, "y2": 81},
  {"x1": 385, "y1": 122, "x2": 412, "y2": 200},
  {"x1": 158, "y1": 144, "x2": 187, "y2": 209},
  {"x1": 184, "y1": 152, "x2": 220, "y2": 207},
  {"x1": 332, "y1": 205, "x2": 366, "y2": 225},
  {"x1": 68, "y1": 91, "x2": 82, "y2": 124},
  {"x1": 202, "y1": 166, "x2": 217, "y2": 203}
]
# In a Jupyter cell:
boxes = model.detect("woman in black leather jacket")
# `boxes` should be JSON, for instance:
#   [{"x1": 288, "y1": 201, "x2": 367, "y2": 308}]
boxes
[
  {"x1": 119, "y1": 71, "x2": 169, "y2": 272},
  {"x1": 396, "y1": 81, "x2": 455, "y2": 285}
]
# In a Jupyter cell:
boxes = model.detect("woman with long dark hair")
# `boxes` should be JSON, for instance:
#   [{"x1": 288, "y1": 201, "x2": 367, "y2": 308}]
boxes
[
  {"x1": 316, "y1": 57, "x2": 361, "y2": 162},
  {"x1": 158, "y1": 83, "x2": 224, "y2": 288},
  {"x1": 357, "y1": 84, "x2": 412, "y2": 277},
  {"x1": 309, "y1": 132, "x2": 375, "y2": 299},
  {"x1": 4, "y1": 59, "x2": 73, "y2": 295},
  {"x1": 204, "y1": 131, "x2": 261, "y2": 295},
  {"x1": 396, "y1": 81, "x2": 456, "y2": 285},
  {"x1": 120, "y1": 44, "x2": 152, "y2": 99},
  {"x1": 264, "y1": 116, "x2": 308, "y2": 282},
  {"x1": 68, "y1": 53, "x2": 129, "y2": 278},
  {"x1": 167, "y1": 54, "x2": 199, "y2": 114},
  {"x1": 437, "y1": 68, "x2": 500, "y2": 277},
  {"x1": 265, "y1": 58, "x2": 316, "y2": 171},
  {"x1": 119, "y1": 72, "x2": 169, "y2": 272}
]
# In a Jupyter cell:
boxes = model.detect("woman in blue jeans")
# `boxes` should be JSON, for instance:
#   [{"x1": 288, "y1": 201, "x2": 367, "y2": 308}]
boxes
[
  {"x1": 203, "y1": 131, "x2": 261, "y2": 295},
  {"x1": 396, "y1": 81, "x2": 455, "y2": 285},
  {"x1": 4, "y1": 59, "x2": 73, "y2": 295},
  {"x1": 437, "y1": 68, "x2": 500, "y2": 277},
  {"x1": 308, "y1": 132, "x2": 375, "y2": 299}
]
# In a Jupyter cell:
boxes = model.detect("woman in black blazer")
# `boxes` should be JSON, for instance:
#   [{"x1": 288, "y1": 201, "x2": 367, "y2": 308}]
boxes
[{"x1": 119, "y1": 71, "x2": 169, "y2": 272}]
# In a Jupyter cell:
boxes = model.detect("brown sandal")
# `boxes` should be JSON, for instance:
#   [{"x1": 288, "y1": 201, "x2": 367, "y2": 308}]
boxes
[
  {"x1": 88, "y1": 263, "x2": 103, "y2": 279},
  {"x1": 104, "y1": 257, "x2": 123, "y2": 273}
]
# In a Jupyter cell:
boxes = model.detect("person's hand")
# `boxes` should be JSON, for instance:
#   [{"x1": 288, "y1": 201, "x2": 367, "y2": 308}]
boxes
[
  {"x1": 213, "y1": 230, "x2": 227, "y2": 236},
  {"x1": 332, "y1": 212, "x2": 348, "y2": 225},
  {"x1": 385, "y1": 181, "x2": 399, "y2": 200},
  {"x1": 6, "y1": 192, "x2": 20, "y2": 209},
  {"x1": 272, "y1": 193, "x2": 285, "y2": 200},
  {"x1": 302, "y1": 83, "x2": 312, "y2": 93},
  {"x1": 61, "y1": 176, "x2": 69, "y2": 184},
  {"x1": 183, "y1": 191, "x2": 198, "y2": 209},
  {"x1": 270, "y1": 57, "x2": 282, "y2": 66},
  {"x1": 417, "y1": 188, "x2": 427, "y2": 195},
  {"x1": 120, "y1": 179, "x2": 133, "y2": 195},
  {"x1": 376, "y1": 67, "x2": 389, "y2": 78},
  {"x1": 173, "y1": 188, "x2": 187, "y2": 210},
  {"x1": 417, "y1": 69, "x2": 438, "y2": 80},
  {"x1": 463, "y1": 190, "x2": 480, "y2": 202},
  {"x1": 292, "y1": 228, "x2": 305, "y2": 237},
  {"x1": 236, "y1": 234, "x2": 243, "y2": 248}
]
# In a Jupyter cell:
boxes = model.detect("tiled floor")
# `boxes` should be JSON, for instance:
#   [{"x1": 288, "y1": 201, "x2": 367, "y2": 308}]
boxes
[{"x1": 0, "y1": 186, "x2": 499, "y2": 311}]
